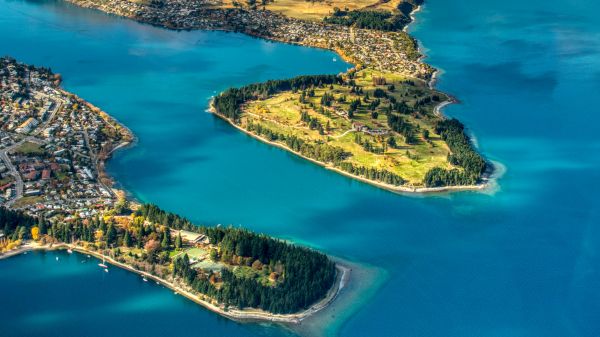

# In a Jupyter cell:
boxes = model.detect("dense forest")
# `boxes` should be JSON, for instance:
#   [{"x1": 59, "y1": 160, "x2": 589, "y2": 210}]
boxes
[
  {"x1": 323, "y1": 0, "x2": 424, "y2": 32},
  {"x1": 324, "y1": 9, "x2": 409, "y2": 31},
  {"x1": 136, "y1": 205, "x2": 338, "y2": 314},
  {"x1": 136, "y1": 204, "x2": 196, "y2": 231},
  {"x1": 175, "y1": 226, "x2": 336, "y2": 313},
  {"x1": 424, "y1": 118, "x2": 487, "y2": 187},
  {"x1": 0, "y1": 207, "x2": 36, "y2": 240}
]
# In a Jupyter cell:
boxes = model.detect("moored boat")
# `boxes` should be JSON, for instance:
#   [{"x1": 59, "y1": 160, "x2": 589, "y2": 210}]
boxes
[{"x1": 98, "y1": 256, "x2": 108, "y2": 269}]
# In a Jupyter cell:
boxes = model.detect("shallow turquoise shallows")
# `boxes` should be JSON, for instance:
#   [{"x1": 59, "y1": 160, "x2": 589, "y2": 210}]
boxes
[{"x1": 1, "y1": 0, "x2": 600, "y2": 336}]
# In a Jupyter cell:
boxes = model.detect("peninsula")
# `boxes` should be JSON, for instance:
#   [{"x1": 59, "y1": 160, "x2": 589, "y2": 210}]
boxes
[
  {"x1": 0, "y1": 204, "x2": 344, "y2": 323},
  {"x1": 0, "y1": 57, "x2": 132, "y2": 212},
  {"x1": 63, "y1": 0, "x2": 491, "y2": 192}
]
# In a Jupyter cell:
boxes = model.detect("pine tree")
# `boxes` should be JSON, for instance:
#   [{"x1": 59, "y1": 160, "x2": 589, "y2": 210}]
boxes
[
  {"x1": 161, "y1": 230, "x2": 171, "y2": 249},
  {"x1": 137, "y1": 225, "x2": 144, "y2": 248},
  {"x1": 99, "y1": 217, "x2": 107, "y2": 234},
  {"x1": 106, "y1": 224, "x2": 117, "y2": 246},
  {"x1": 175, "y1": 232, "x2": 182, "y2": 249},
  {"x1": 38, "y1": 215, "x2": 46, "y2": 235},
  {"x1": 123, "y1": 230, "x2": 131, "y2": 247}
]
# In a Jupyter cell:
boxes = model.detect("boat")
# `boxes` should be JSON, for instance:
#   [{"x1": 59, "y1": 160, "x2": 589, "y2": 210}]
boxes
[
  {"x1": 98, "y1": 256, "x2": 108, "y2": 269},
  {"x1": 104, "y1": 268, "x2": 109, "y2": 273},
  {"x1": 67, "y1": 248, "x2": 73, "y2": 254},
  {"x1": 156, "y1": 281, "x2": 159, "y2": 285},
  {"x1": 333, "y1": 57, "x2": 337, "y2": 62},
  {"x1": 55, "y1": 256, "x2": 59, "y2": 261},
  {"x1": 142, "y1": 277, "x2": 148, "y2": 282}
]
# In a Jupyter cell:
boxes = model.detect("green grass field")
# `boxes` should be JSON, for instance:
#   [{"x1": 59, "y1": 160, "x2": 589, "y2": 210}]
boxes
[
  {"x1": 12, "y1": 141, "x2": 45, "y2": 156},
  {"x1": 13, "y1": 196, "x2": 44, "y2": 208},
  {"x1": 241, "y1": 69, "x2": 456, "y2": 186},
  {"x1": 232, "y1": 265, "x2": 278, "y2": 286}
]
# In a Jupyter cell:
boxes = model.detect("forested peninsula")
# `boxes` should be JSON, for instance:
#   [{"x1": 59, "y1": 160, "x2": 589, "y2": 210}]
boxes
[{"x1": 0, "y1": 204, "x2": 344, "y2": 321}]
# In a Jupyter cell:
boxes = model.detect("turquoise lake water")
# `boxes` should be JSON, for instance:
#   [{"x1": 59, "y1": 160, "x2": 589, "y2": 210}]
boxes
[{"x1": 1, "y1": 0, "x2": 600, "y2": 336}]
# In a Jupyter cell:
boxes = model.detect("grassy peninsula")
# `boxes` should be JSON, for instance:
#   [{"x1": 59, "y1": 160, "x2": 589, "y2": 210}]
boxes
[{"x1": 212, "y1": 69, "x2": 487, "y2": 191}]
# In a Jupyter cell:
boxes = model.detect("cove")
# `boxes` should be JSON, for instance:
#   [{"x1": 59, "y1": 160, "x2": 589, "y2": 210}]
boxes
[{"x1": 2, "y1": 0, "x2": 600, "y2": 337}]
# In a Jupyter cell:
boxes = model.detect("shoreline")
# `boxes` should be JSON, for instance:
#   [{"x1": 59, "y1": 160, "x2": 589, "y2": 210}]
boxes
[
  {"x1": 406, "y1": 3, "x2": 497, "y2": 187},
  {"x1": 208, "y1": 102, "x2": 490, "y2": 195},
  {"x1": 0, "y1": 242, "x2": 350, "y2": 325},
  {"x1": 56, "y1": 88, "x2": 135, "y2": 197}
]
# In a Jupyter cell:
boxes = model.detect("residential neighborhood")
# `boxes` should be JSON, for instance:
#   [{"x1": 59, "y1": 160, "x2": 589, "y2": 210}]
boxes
[
  {"x1": 68, "y1": 0, "x2": 433, "y2": 78},
  {"x1": 0, "y1": 57, "x2": 133, "y2": 219}
]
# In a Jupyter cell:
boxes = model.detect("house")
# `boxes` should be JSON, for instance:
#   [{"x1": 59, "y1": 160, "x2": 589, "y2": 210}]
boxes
[
  {"x1": 193, "y1": 234, "x2": 209, "y2": 245},
  {"x1": 24, "y1": 189, "x2": 41, "y2": 197},
  {"x1": 352, "y1": 122, "x2": 369, "y2": 132},
  {"x1": 15, "y1": 117, "x2": 38, "y2": 134},
  {"x1": 41, "y1": 169, "x2": 51, "y2": 180},
  {"x1": 24, "y1": 170, "x2": 38, "y2": 181}
]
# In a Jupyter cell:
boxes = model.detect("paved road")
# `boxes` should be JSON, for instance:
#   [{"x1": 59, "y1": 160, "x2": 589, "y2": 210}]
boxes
[
  {"x1": 0, "y1": 148, "x2": 23, "y2": 206},
  {"x1": 77, "y1": 112, "x2": 115, "y2": 198},
  {"x1": 0, "y1": 98, "x2": 61, "y2": 207}
]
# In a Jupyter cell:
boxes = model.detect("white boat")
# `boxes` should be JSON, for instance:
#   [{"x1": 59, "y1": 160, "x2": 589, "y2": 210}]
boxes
[
  {"x1": 98, "y1": 256, "x2": 108, "y2": 269},
  {"x1": 104, "y1": 268, "x2": 109, "y2": 273},
  {"x1": 67, "y1": 248, "x2": 73, "y2": 254},
  {"x1": 55, "y1": 256, "x2": 59, "y2": 261},
  {"x1": 333, "y1": 57, "x2": 337, "y2": 62},
  {"x1": 142, "y1": 277, "x2": 148, "y2": 282}
]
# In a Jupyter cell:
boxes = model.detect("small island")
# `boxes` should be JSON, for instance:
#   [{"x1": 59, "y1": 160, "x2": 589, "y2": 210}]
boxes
[
  {"x1": 0, "y1": 58, "x2": 345, "y2": 323},
  {"x1": 62, "y1": 0, "x2": 492, "y2": 192}
]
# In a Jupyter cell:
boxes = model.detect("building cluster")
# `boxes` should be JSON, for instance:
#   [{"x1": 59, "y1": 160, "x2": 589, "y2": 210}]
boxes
[
  {"x1": 352, "y1": 122, "x2": 389, "y2": 136},
  {"x1": 0, "y1": 57, "x2": 131, "y2": 219},
  {"x1": 67, "y1": 0, "x2": 433, "y2": 78}
]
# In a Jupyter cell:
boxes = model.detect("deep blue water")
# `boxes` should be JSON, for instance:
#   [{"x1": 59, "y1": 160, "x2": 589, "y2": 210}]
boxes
[{"x1": 1, "y1": 0, "x2": 600, "y2": 336}]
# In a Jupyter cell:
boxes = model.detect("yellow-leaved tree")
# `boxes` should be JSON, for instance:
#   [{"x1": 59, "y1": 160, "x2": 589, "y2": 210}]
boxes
[
  {"x1": 31, "y1": 226, "x2": 40, "y2": 241},
  {"x1": 95, "y1": 230, "x2": 104, "y2": 242}
]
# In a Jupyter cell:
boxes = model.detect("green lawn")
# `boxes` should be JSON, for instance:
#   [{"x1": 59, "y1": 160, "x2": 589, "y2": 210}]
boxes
[
  {"x1": 232, "y1": 266, "x2": 277, "y2": 286},
  {"x1": 13, "y1": 196, "x2": 44, "y2": 208},
  {"x1": 193, "y1": 260, "x2": 223, "y2": 272},
  {"x1": 12, "y1": 141, "x2": 45, "y2": 156},
  {"x1": 242, "y1": 69, "x2": 457, "y2": 186}
]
